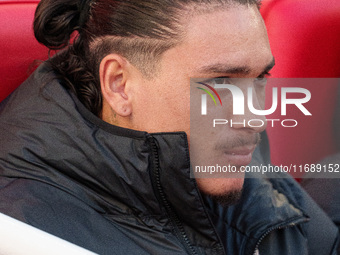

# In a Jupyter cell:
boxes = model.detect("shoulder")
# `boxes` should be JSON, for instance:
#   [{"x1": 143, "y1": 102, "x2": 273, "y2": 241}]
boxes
[
  {"x1": 266, "y1": 175, "x2": 339, "y2": 255},
  {"x1": 0, "y1": 177, "x2": 148, "y2": 254},
  {"x1": 0, "y1": 177, "x2": 102, "y2": 231},
  {"x1": 207, "y1": 174, "x2": 339, "y2": 254}
]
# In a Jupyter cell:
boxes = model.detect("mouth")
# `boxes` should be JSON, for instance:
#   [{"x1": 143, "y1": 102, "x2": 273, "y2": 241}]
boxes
[{"x1": 222, "y1": 145, "x2": 256, "y2": 166}]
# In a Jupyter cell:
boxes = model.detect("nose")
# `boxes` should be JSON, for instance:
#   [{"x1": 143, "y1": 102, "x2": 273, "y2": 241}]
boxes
[{"x1": 231, "y1": 86, "x2": 267, "y2": 133}]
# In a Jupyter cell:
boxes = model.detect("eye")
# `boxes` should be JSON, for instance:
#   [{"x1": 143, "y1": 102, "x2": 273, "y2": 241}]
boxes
[
  {"x1": 199, "y1": 76, "x2": 231, "y2": 87},
  {"x1": 212, "y1": 76, "x2": 231, "y2": 85},
  {"x1": 255, "y1": 71, "x2": 271, "y2": 82}
]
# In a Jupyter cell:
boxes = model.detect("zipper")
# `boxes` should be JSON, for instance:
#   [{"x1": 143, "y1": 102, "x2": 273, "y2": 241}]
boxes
[
  {"x1": 148, "y1": 136, "x2": 198, "y2": 255},
  {"x1": 252, "y1": 216, "x2": 309, "y2": 255}
]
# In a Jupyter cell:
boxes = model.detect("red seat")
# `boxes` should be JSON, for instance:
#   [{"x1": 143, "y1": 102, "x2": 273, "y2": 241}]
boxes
[
  {"x1": 261, "y1": 0, "x2": 340, "y2": 176},
  {"x1": 0, "y1": 0, "x2": 48, "y2": 102}
]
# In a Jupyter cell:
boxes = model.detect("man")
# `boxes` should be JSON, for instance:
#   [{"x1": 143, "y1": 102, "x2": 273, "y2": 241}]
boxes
[{"x1": 0, "y1": 0, "x2": 338, "y2": 254}]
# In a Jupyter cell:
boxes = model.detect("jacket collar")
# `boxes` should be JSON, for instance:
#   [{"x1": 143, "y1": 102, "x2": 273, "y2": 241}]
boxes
[{"x1": 203, "y1": 172, "x2": 309, "y2": 254}]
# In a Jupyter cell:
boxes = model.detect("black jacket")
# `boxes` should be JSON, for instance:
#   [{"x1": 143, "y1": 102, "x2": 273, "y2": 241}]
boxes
[{"x1": 0, "y1": 64, "x2": 338, "y2": 255}]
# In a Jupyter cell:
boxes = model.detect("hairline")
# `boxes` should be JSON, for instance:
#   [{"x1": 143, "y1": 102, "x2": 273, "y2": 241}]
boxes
[{"x1": 89, "y1": 1, "x2": 261, "y2": 79}]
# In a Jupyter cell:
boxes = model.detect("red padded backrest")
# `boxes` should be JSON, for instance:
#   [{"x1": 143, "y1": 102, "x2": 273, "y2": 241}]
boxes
[
  {"x1": 261, "y1": 0, "x2": 340, "y2": 174},
  {"x1": 0, "y1": 0, "x2": 48, "y2": 102},
  {"x1": 261, "y1": 0, "x2": 340, "y2": 78}
]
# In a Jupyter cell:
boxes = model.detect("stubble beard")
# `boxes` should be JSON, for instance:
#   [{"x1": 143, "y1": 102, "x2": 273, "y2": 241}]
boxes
[{"x1": 206, "y1": 188, "x2": 243, "y2": 207}]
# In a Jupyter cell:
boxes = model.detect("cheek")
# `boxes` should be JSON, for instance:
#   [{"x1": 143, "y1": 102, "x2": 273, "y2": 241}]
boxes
[
  {"x1": 253, "y1": 85, "x2": 267, "y2": 109},
  {"x1": 154, "y1": 86, "x2": 190, "y2": 116},
  {"x1": 161, "y1": 90, "x2": 191, "y2": 127},
  {"x1": 132, "y1": 85, "x2": 191, "y2": 132},
  {"x1": 258, "y1": 88, "x2": 267, "y2": 109}
]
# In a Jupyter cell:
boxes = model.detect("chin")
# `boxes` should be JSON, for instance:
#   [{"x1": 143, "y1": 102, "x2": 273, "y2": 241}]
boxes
[{"x1": 196, "y1": 177, "x2": 245, "y2": 207}]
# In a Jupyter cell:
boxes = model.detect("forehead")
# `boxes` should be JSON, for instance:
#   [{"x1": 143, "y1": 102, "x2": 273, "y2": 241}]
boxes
[{"x1": 175, "y1": 5, "x2": 272, "y2": 76}]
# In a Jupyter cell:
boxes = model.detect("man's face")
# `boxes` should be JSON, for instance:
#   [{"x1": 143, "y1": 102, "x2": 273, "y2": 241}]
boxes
[{"x1": 129, "y1": 5, "x2": 273, "y2": 198}]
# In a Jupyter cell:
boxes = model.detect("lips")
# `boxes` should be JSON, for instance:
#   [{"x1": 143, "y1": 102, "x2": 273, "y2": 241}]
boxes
[{"x1": 223, "y1": 145, "x2": 256, "y2": 166}]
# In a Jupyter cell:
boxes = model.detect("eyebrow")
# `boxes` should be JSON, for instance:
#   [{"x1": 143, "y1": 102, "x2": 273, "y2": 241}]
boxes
[{"x1": 198, "y1": 57, "x2": 276, "y2": 75}]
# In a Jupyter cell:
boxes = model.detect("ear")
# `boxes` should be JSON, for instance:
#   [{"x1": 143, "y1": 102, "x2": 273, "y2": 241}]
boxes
[{"x1": 99, "y1": 54, "x2": 132, "y2": 117}]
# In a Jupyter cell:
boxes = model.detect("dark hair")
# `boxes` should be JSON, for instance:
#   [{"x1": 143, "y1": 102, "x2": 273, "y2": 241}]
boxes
[{"x1": 34, "y1": 0, "x2": 260, "y2": 116}]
